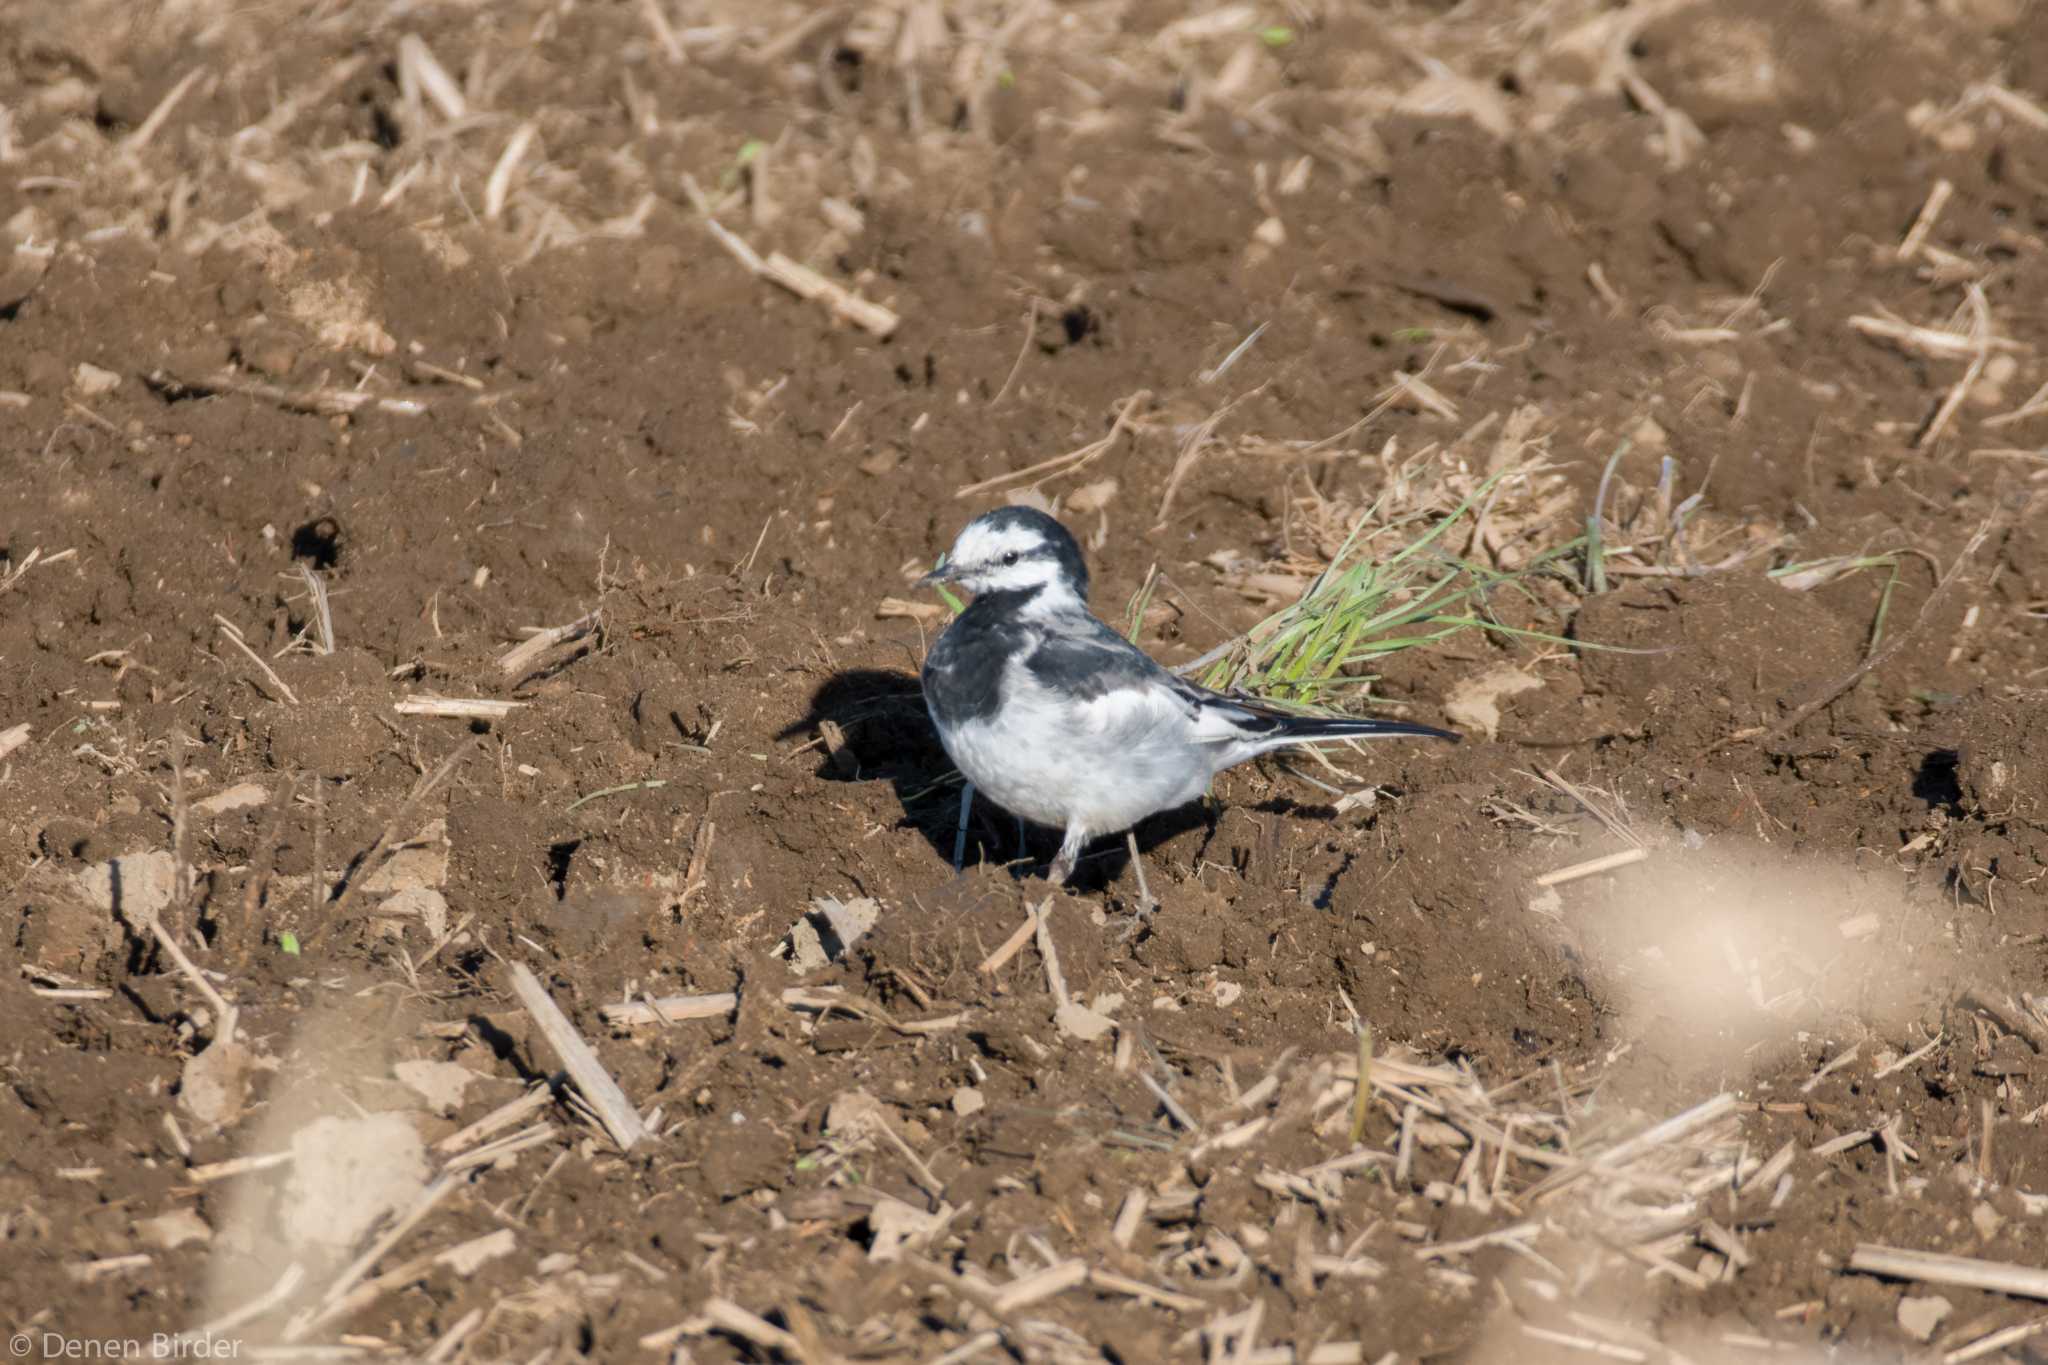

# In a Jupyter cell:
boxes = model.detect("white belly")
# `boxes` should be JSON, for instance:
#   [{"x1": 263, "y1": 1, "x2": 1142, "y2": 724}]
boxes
[{"x1": 936, "y1": 697, "x2": 1210, "y2": 838}]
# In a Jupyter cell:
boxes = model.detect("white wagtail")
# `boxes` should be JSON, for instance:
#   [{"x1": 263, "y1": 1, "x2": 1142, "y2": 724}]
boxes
[{"x1": 919, "y1": 506, "x2": 1458, "y2": 898}]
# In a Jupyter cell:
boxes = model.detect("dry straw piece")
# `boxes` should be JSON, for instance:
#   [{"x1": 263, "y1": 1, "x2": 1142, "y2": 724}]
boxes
[
  {"x1": 394, "y1": 697, "x2": 523, "y2": 720},
  {"x1": 506, "y1": 962, "x2": 648, "y2": 1152},
  {"x1": 1849, "y1": 1245, "x2": 2048, "y2": 1301},
  {"x1": 500, "y1": 609, "x2": 603, "y2": 681}
]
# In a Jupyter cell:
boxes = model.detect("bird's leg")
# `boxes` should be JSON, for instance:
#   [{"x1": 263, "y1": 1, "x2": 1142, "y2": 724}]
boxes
[
  {"x1": 1048, "y1": 825, "x2": 1087, "y2": 885},
  {"x1": 1015, "y1": 816, "x2": 1029, "y2": 860},
  {"x1": 951, "y1": 781, "x2": 975, "y2": 872},
  {"x1": 1124, "y1": 830, "x2": 1158, "y2": 914}
]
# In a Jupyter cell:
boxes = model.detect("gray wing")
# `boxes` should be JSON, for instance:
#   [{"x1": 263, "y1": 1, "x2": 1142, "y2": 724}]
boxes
[
  {"x1": 1024, "y1": 615, "x2": 1275, "y2": 743},
  {"x1": 1024, "y1": 616, "x2": 1195, "y2": 708},
  {"x1": 1022, "y1": 614, "x2": 1451, "y2": 762}
]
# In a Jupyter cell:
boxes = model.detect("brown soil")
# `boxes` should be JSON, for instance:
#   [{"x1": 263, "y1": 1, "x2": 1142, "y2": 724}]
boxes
[{"x1": 4, "y1": 1, "x2": 2047, "y2": 1361}]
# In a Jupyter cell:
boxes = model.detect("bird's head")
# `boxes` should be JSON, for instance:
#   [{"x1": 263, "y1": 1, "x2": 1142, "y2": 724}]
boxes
[{"x1": 921, "y1": 506, "x2": 1090, "y2": 601}]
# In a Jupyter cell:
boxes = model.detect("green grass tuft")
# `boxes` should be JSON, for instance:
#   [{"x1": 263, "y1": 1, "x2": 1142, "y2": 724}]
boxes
[{"x1": 1188, "y1": 466, "x2": 1595, "y2": 709}]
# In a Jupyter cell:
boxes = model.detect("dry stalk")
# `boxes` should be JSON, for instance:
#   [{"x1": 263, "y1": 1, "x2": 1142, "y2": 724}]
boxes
[
  {"x1": 979, "y1": 899, "x2": 1047, "y2": 974},
  {"x1": 1, "y1": 547, "x2": 79, "y2": 596},
  {"x1": 1919, "y1": 283, "x2": 1995, "y2": 450},
  {"x1": 1849, "y1": 1244, "x2": 2048, "y2": 1301},
  {"x1": 296, "y1": 564, "x2": 335, "y2": 656},
  {"x1": 956, "y1": 390, "x2": 1150, "y2": 498},
  {"x1": 287, "y1": 1174, "x2": 462, "y2": 1340},
  {"x1": 1898, "y1": 178, "x2": 1954, "y2": 261},
  {"x1": 215, "y1": 616, "x2": 300, "y2": 704},
  {"x1": 506, "y1": 962, "x2": 648, "y2": 1152},
  {"x1": 122, "y1": 68, "x2": 205, "y2": 155},
  {"x1": 678, "y1": 171, "x2": 898, "y2": 338},
  {"x1": 499, "y1": 608, "x2": 602, "y2": 682},
  {"x1": 170, "y1": 372, "x2": 428, "y2": 418},
  {"x1": 484, "y1": 120, "x2": 538, "y2": 221},
  {"x1": 188, "y1": 1150, "x2": 294, "y2": 1183},
  {"x1": 435, "y1": 1084, "x2": 553, "y2": 1155},
  {"x1": 394, "y1": 697, "x2": 523, "y2": 721},
  {"x1": 1154, "y1": 383, "x2": 1267, "y2": 530},
  {"x1": 1945, "y1": 1318, "x2": 2048, "y2": 1364},
  {"x1": 703, "y1": 1300, "x2": 808, "y2": 1359},
  {"x1": 1534, "y1": 847, "x2": 1650, "y2": 887}
]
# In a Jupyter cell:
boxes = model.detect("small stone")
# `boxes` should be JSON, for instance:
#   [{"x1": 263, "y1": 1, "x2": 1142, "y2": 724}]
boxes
[
  {"x1": 784, "y1": 896, "x2": 881, "y2": 975},
  {"x1": 1896, "y1": 1294, "x2": 1951, "y2": 1342},
  {"x1": 951, "y1": 1086, "x2": 985, "y2": 1117},
  {"x1": 195, "y1": 781, "x2": 269, "y2": 817},
  {"x1": 1444, "y1": 664, "x2": 1544, "y2": 741},
  {"x1": 72, "y1": 362, "x2": 121, "y2": 396},
  {"x1": 1054, "y1": 1000, "x2": 1115, "y2": 1041}
]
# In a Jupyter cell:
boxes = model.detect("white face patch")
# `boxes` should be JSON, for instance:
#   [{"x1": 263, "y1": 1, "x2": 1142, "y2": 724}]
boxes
[
  {"x1": 943, "y1": 519, "x2": 1069, "y2": 595},
  {"x1": 948, "y1": 520, "x2": 1044, "y2": 567}
]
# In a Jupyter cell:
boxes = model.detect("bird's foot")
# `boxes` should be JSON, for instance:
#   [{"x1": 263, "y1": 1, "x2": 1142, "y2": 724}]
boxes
[
  {"x1": 1125, "y1": 831, "x2": 1158, "y2": 910},
  {"x1": 1107, "y1": 897, "x2": 1155, "y2": 945}
]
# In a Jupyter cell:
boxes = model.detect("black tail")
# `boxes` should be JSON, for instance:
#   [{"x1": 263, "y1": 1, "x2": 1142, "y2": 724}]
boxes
[
  {"x1": 1212, "y1": 691, "x2": 1460, "y2": 744},
  {"x1": 1271, "y1": 715, "x2": 1461, "y2": 744}
]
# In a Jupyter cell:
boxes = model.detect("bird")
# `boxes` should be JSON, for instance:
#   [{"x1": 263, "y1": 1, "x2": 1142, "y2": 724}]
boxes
[{"x1": 918, "y1": 506, "x2": 1458, "y2": 901}]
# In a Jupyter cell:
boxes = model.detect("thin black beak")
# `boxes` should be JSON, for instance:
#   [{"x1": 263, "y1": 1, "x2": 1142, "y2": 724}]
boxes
[{"x1": 918, "y1": 560, "x2": 954, "y2": 587}]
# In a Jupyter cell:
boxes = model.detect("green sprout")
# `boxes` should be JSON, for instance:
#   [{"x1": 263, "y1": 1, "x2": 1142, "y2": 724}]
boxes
[{"x1": 720, "y1": 138, "x2": 768, "y2": 191}]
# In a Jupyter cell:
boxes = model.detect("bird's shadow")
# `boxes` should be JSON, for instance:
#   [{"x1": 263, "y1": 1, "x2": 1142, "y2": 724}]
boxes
[{"x1": 778, "y1": 668, "x2": 1210, "y2": 895}]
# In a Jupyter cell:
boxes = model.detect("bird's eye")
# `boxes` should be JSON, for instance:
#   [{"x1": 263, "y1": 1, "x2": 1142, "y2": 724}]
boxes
[{"x1": 1002, "y1": 551, "x2": 1020, "y2": 566}]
